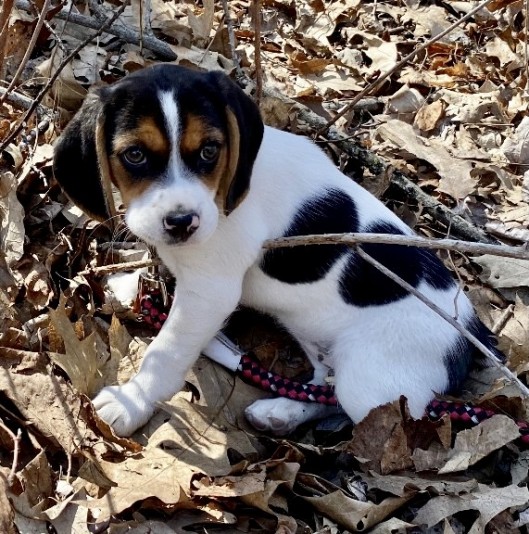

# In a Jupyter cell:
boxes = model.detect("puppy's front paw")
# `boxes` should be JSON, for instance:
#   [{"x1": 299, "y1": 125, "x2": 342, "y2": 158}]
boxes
[
  {"x1": 245, "y1": 397, "x2": 328, "y2": 436},
  {"x1": 92, "y1": 382, "x2": 155, "y2": 437}
]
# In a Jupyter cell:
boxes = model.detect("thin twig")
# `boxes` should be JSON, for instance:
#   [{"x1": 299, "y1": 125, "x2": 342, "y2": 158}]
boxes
[
  {"x1": 0, "y1": 1, "x2": 129, "y2": 154},
  {"x1": 27, "y1": 0, "x2": 68, "y2": 54},
  {"x1": 316, "y1": 0, "x2": 495, "y2": 135},
  {"x1": 13, "y1": 0, "x2": 176, "y2": 60},
  {"x1": 0, "y1": 87, "x2": 57, "y2": 118},
  {"x1": 0, "y1": 0, "x2": 15, "y2": 79},
  {"x1": 221, "y1": 0, "x2": 245, "y2": 81},
  {"x1": 355, "y1": 246, "x2": 529, "y2": 398},
  {"x1": 253, "y1": 0, "x2": 263, "y2": 106},
  {"x1": 0, "y1": 0, "x2": 52, "y2": 105},
  {"x1": 79, "y1": 231, "x2": 528, "y2": 277},
  {"x1": 0, "y1": 420, "x2": 22, "y2": 486},
  {"x1": 263, "y1": 232, "x2": 529, "y2": 259},
  {"x1": 492, "y1": 304, "x2": 515, "y2": 335},
  {"x1": 78, "y1": 257, "x2": 160, "y2": 276}
]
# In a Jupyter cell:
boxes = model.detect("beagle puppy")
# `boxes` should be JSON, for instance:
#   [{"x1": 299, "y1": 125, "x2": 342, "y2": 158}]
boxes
[{"x1": 53, "y1": 65, "x2": 499, "y2": 437}]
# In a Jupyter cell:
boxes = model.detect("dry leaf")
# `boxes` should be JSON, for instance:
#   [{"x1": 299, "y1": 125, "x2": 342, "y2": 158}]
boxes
[
  {"x1": 414, "y1": 100, "x2": 445, "y2": 132},
  {"x1": 49, "y1": 299, "x2": 107, "y2": 397},
  {"x1": 413, "y1": 484, "x2": 529, "y2": 530},
  {"x1": 376, "y1": 120, "x2": 476, "y2": 199},
  {"x1": 413, "y1": 416, "x2": 520, "y2": 473},
  {"x1": 0, "y1": 172, "x2": 25, "y2": 268},
  {"x1": 346, "y1": 400, "x2": 414, "y2": 474},
  {"x1": 472, "y1": 255, "x2": 529, "y2": 288}
]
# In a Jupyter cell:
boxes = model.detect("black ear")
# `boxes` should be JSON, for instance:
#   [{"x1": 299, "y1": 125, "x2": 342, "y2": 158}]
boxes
[
  {"x1": 209, "y1": 72, "x2": 264, "y2": 214},
  {"x1": 53, "y1": 89, "x2": 113, "y2": 222}
]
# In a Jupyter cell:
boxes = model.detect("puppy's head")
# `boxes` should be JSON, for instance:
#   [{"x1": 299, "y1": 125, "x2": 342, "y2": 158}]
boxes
[{"x1": 53, "y1": 65, "x2": 264, "y2": 246}]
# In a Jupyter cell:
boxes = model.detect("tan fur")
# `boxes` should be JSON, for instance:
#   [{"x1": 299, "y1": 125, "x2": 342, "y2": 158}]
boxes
[
  {"x1": 95, "y1": 118, "x2": 117, "y2": 221},
  {"x1": 110, "y1": 118, "x2": 170, "y2": 206},
  {"x1": 181, "y1": 114, "x2": 224, "y2": 153},
  {"x1": 113, "y1": 117, "x2": 169, "y2": 155},
  {"x1": 180, "y1": 113, "x2": 230, "y2": 197}
]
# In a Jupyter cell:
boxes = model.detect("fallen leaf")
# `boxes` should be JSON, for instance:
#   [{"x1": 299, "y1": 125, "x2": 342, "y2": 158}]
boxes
[
  {"x1": 376, "y1": 120, "x2": 476, "y2": 199},
  {"x1": 414, "y1": 100, "x2": 445, "y2": 132},
  {"x1": 412, "y1": 416, "x2": 520, "y2": 473},
  {"x1": 413, "y1": 483, "x2": 529, "y2": 530},
  {"x1": 0, "y1": 172, "x2": 25, "y2": 268},
  {"x1": 472, "y1": 255, "x2": 529, "y2": 288},
  {"x1": 49, "y1": 298, "x2": 108, "y2": 397}
]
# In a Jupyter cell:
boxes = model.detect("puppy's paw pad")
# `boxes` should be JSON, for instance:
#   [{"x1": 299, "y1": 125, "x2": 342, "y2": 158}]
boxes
[
  {"x1": 245, "y1": 398, "x2": 310, "y2": 436},
  {"x1": 92, "y1": 384, "x2": 154, "y2": 437}
]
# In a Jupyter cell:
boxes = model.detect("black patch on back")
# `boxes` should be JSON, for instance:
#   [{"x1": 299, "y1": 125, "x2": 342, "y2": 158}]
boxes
[
  {"x1": 339, "y1": 221, "x2": 455, "y2": 306},
  {"x1": 260, "y1": 189, "x2": 359, "y2": 283},
  {"x1": 444, "y1": 316, "x2": 504, "y2": 393}
]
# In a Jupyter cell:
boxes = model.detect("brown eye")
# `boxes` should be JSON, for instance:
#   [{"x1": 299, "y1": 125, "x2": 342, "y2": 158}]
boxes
[
  {"x1": 200, "y1": 143, "x2": 219, "y2": 162},
  {"x1": 123, "y1": 146, "x2": 146, "y2": 166}
]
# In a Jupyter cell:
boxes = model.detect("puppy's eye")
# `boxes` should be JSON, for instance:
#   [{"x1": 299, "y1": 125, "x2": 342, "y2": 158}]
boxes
[
  {"x1": 200, "y1": 143, "x2": 219, "y2": 162},
  {"x1": 123, "y1": 147, "x2": 147, "y2": 166}
]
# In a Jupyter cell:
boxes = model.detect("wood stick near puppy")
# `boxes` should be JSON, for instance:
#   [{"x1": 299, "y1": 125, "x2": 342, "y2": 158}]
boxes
[{"x1": 53, "y1": 65, "x2": 503, "y2": 437}]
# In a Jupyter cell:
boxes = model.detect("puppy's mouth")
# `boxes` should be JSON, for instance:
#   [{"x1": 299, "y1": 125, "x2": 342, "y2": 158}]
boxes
[{"x1": 161, "y1": 211, "x2": 200, "y2": 244}]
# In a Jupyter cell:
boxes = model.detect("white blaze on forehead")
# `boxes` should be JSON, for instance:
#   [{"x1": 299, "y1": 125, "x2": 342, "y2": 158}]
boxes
[{"x1": 158, "y1": 90, "x2": 183, "y2": 173}]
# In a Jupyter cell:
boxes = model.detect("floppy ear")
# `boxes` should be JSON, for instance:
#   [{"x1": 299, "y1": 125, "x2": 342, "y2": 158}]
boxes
[
  {"x1": 209, "y1": 72, "x2": 264, "y2": 214},
  {"x1": 53, "y1": 89, "x2": 115, "y2": 222}
]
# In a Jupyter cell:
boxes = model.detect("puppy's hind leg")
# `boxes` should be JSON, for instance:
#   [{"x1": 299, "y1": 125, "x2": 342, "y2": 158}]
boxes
[{"x1": 244, "y1": 360, "x2": 340, "y2": 435}]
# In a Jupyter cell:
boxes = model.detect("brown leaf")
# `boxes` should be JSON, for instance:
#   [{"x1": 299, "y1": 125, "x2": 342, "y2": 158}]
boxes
[
  {"x1": 0, "y1": 172, "x2": 25, "y2": 268},
  {"x1": 49, "y1": 297, "x2": 108, "y2": 397},
  {"x1": 414, "y1": 100, "x2": 445, "y2": 132},
  {"x1": 413, "y1": 483, "x2": 529, "y2": 530},
  {"x1": 345, "y1": 400, "x2": 414, "y2": 474},
  {"x1": 0, "y1": 474, "x2": 16, "y2": 534},
  {"x1": 412, "y1": 416, "x2": 520, "y2": 473},
  {"x1": 376, "y1": 120, "x2": 476, "y2": 199},
  {"x1": 15, "y1": 450, "x2": 53, "y2": 508}
]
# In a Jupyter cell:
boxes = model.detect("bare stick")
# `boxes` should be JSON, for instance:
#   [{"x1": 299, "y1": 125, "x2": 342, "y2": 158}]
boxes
[
  {"x1": 0, "y1": 0, "x2": 52, "y2": 105},
  {"x1": 0, "y1": 420, "x2": 22, "y2": 486},
  {"x1": 355, "y1": 246, "x2": 529, "y2": 398},
  {"x1": 221, "y1": 0, "x2": 245, "y2": 81},
  {"x1": 0, "y1": 0, "x2": 14, "y2": 79},
  {"x1": 78, "y1": 257, "x2": 160, "y2": 276},
  {"x1": 0, "y1": 1, "x2": 128, "y2": 153},
  {"x1": 252, "y1": 0, "x2": 263, "y2": 105},
  {"x1": 316, "y1": 0, "x2": 495, "y2": 135},
  {"x1": 14, "y1": 0, "x2": 176, "y2": 60},
  {"x1": 0, "y1": 87, "x2": 56, "y2": 118},
  {"x1": 264, "y1": 232, "x2": 529, "y2": 260}
]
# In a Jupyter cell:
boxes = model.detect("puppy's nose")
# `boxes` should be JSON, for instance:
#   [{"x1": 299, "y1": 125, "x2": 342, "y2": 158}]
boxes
[{"x1": 163, "y1": 212, "x2": 200, "y2": 241}]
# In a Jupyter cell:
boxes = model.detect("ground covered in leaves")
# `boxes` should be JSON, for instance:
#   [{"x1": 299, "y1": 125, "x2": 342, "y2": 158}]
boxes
[{"x1": 1, "y1": 0, "x2": 529, "y2": 532}]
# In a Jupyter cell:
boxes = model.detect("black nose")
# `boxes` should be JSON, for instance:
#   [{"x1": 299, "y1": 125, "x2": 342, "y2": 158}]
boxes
[{"x1": 163, "y1": 212, "x2": 200, "y2": 241}]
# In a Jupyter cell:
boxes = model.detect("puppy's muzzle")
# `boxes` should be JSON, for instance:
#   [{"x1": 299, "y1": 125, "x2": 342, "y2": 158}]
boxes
[{"x1": 163, "y1": 212, "x2": 200, "y2": 242}]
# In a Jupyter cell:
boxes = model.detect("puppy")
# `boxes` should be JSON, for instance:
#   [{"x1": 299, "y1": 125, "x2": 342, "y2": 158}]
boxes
[{"x1": 53, "y1": 65, "x2": 498, "y2": 437}]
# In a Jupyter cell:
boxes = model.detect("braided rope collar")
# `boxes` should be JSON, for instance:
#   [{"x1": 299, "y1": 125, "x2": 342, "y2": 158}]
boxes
[{"x1": 137, "y1": 279, "x2": 529, "y2": 445}]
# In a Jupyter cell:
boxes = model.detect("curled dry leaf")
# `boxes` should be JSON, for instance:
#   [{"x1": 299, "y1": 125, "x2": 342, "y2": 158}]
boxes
[
  {"x1": 413, "y1": 483, "x2": 529, "y2": 530},
  {"x1": 376, "y1": 120, "x2": 476, "y2": 200},
  {"x1": 49, "y1": 298, "x2": 108, "y2": 397},
  {"x1": 0, "y1": 172, "x2": 25, "y2": 269},
  {"x1": 412, "y1": 415, "x2": 520, "y2": 473}
]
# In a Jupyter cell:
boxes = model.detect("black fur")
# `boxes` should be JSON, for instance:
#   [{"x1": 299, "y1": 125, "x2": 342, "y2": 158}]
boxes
[
  {"x1": 260, "y1": 189, "x2": 359, "y2": 283},
  {"x1": 339, "y1": 221, "x2": 455, "y2": 307}
]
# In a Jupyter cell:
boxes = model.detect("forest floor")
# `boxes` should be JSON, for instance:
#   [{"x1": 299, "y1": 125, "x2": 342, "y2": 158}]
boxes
[{"x1": 1, "y1": 0, "x2": 529, "y2": 532}]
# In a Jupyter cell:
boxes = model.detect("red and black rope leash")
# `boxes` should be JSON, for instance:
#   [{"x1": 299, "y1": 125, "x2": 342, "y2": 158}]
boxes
[{"x1": 138, "y1": 280, "x2": 529, "y2": 444}]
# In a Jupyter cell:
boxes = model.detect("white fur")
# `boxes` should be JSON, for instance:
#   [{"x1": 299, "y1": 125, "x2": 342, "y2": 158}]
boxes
[{"x1": 94, "y1": 118, "x2": 474, "y2": 436}]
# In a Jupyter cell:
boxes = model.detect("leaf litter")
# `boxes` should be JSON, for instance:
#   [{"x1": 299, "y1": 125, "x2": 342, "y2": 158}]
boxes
[{"x1": 1, "y1": 0, "x2": 529, "y2": 532}]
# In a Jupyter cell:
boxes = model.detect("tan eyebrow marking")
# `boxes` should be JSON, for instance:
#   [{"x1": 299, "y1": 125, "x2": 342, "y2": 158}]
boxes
[
  {"x1": 180, "y1": 113, "x2": 224, "y2": 154},
  {"x1": 113, "y1": 117, "x2": 170, "y2": 155}
]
